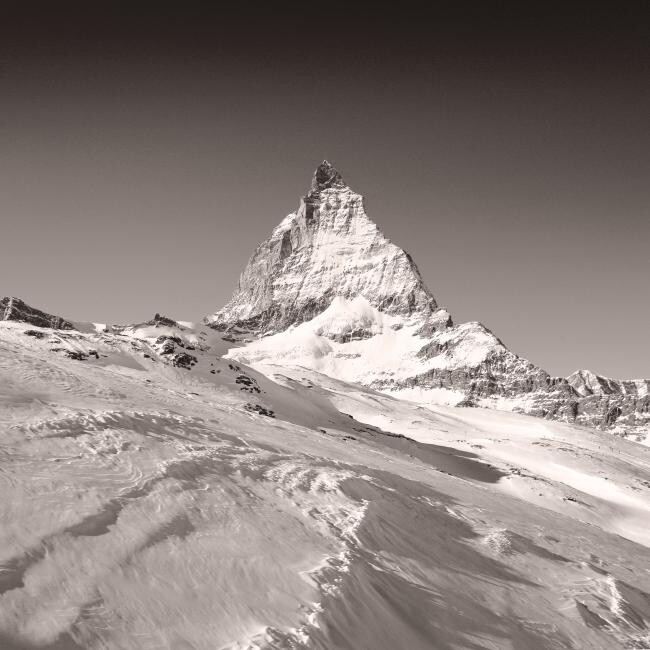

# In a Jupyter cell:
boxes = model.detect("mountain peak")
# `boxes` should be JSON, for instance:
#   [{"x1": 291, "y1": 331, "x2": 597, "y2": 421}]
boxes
[
  {"x1": 206, "y1": 162, "x2": 438, "y2": 333},
  {"x1": 311, "y1": 160, "x2": 346, "y2": 192},
  {"x1": 203, "y1": 164, "x2": 649, "y2": 438}
]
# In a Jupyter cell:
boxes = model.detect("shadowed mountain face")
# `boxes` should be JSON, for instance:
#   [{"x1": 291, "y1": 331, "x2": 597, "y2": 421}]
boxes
[
  {"x1": 1, "y1": 296, "x2": 74, "y2": 331},
  {"x1": 207, "y1": 162, "x2": 649, "y2": 440}
]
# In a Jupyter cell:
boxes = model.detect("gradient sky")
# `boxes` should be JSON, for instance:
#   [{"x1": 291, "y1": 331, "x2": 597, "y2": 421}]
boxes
[{"x1": 1, "y1": 4, "x2": 648, "y2": 378}]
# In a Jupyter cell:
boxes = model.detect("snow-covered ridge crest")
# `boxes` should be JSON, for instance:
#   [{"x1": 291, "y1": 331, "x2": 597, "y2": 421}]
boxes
[
  {"x1": 227, "y1": 296, "x2": 506, "y2": 388},
  {"x1": 206, "y1": 160, "x2": 444, "y2": 334}
]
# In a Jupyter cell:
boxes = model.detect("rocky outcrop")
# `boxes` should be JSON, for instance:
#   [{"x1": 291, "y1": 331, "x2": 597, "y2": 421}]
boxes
[
  {"x1": 565, "y1": 371, "x2": 650, "y2": 435},
  {"x1": 1, "y1": 296, "x2": 75, "y2": 330},
  {"x1": 147, "y1": 313, "x2": 179, "y2": 328},
  {"x1": 171, "y1": 352, "x2": 198, "y2": 369}
]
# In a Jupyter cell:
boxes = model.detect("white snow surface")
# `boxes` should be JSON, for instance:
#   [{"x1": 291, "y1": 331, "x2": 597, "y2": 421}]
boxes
[
  {"x1": 3, "y1": 320, "x2": 649, "y2": 648},
  {"x1": 226, "y1": 296, "x2": 502, "y2": 386}
]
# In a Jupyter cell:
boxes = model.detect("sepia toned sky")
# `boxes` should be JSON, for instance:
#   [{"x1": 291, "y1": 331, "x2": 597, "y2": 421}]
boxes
[{"x1": 1, "y1": 4, "x2": 648, "y2": 378}]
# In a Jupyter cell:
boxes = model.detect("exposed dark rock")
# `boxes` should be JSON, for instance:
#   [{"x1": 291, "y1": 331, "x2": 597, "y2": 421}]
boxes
[
  {"x1": 320, "y1": 327, "x2": 376, "y2": 343},
  {"x1": 149, "y1": 313, "x2": 179, "y2": 328},
  {"x1": 171, "y1": 353, "x2": 197, "y2": 369},
  {"x1": 417, "y1": 340, "x2": 448, "y2": 359},
  {"x1": 64, "y1": 350, "x2": 88, "y2": 361},
  {"x1": 235, "y1": 374, "x2": 261, "y2": 394},
  {"x1": 24, "y1": 329, "x2": 47, "y2": 339},
  {"x1": 159, "y1": 341, "x2": 176, "y2": 355},
  {"x1": 244, "y1": 403, "x2": 275, "y2": 417},
  {"x1": 154, "y1": 335, "x2": 185, "y2": 356},
  {"x1": 373, "y1": 348, "x2": 650, "y2": 433},
  {"x1": 310, "y1": 159, "x2": 346, "y2": 193},
  {"x1": 1, "y1": 297, "x2": 74, "y2": 330},
  {"x1": 155, "y1": 335, "x2": 183, "y2": 347}
]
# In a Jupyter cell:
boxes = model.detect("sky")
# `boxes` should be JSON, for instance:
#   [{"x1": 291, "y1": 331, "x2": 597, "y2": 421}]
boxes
[{"x1": 1, "y1": 4, "x2": 648, "y2": 378}]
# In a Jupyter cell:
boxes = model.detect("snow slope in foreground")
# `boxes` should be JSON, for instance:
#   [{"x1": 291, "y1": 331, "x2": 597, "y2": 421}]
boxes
[{"x1": 1, "y1": 321, "x2": 650, "y2": 650}]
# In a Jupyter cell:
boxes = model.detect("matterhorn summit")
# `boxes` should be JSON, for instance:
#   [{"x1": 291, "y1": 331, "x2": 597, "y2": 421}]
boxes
[
  {"x1": 207, "y1": 161, "x2": 444, "y2": 334},
  {"x1": 208, "y1": 161, "x2": 649, "y2": 439}
]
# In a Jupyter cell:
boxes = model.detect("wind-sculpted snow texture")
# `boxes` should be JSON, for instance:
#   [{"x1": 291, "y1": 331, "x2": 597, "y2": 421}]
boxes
[
  {"x1": 2, "y1": 317, "x2": 650, "y2": 649},
  {"x1": 209, "y1": 162, "x2": 649, "y2": 441}
]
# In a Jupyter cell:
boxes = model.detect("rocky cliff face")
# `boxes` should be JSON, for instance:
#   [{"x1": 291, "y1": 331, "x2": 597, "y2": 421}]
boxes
[
  {"x1": 206, "y1": 161, "x2": 444, "y2": 334},
  {"x1": 1, "y1": 296, "x2": 74, "y2": 330},
  {"x1": 208, "y1": 162, "x2": 649, "y2": 441}
]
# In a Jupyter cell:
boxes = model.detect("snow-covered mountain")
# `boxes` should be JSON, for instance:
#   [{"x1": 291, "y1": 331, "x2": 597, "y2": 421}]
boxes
[
  {"x1": 207, "y1": 160, "x2": 442, "y2": 333},
  {"x1": 207, "y1": 161, "x2": 649, "y2": 440}
]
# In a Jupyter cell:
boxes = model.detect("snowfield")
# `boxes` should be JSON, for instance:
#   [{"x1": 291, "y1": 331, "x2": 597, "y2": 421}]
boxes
[
  {"x1": 225, "y1": 296, "x2": 500, "y2": 385},
  {"x1": 1, "y1": 320, "x2": 650, "y2": 650}
]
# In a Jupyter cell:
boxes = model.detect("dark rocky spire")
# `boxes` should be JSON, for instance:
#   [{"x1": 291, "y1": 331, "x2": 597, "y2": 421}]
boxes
[{"x1": 310, "y1": 160, "x2": 346, "y2": 193}]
